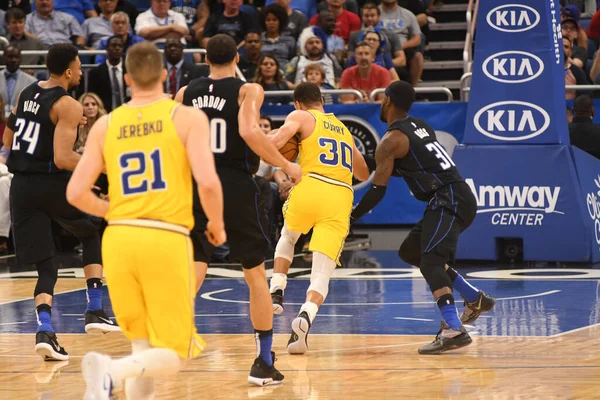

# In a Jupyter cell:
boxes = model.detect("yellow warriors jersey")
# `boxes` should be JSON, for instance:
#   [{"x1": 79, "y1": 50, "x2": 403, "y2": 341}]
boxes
[
  {"x1": 298, "y1": 110, "x2": 354, "y2": 188},
  {"x1": 104, "y1": 98, "x2": 194, "y2": 230}
]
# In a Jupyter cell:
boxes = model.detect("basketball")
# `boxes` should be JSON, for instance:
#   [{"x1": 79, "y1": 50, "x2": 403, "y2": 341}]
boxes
[{"x1": 280, "y1": 134, "x2": 300, "y2": 161}]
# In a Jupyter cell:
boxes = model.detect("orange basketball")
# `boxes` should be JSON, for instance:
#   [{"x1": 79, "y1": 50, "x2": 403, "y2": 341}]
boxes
[{"x1": 280, "y1": 134, "x2": 299, "y2": 161}]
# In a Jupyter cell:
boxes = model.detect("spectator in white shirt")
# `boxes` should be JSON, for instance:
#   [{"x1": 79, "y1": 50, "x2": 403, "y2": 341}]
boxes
[{"x1": 135, "y1": 0, "x2": 188, "y2": 47}]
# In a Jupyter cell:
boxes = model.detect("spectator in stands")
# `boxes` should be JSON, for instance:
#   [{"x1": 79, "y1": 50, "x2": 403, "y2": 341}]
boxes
[
  {"x1": 348, "y1": 3, "x2": 406, "y2": 70},
  {"x1": 170, "y1": 0, "x2": 201, "y2": 41},
  {"x1": 379, "y1": 0, "x2": 423, "y2": 86},
  {"x1": 285, "y1": 26, "x2": 342, "y2": 88},
  {"x1": 0, "y1": 46, "x2": 37, "y2": 112},
  {"x1": 274, "y1": 0, "x2": 307, "y2": 41},
  {"x1": 569, "y1": 94, "x2": 600, "y2": 159},
  {"x1": 567, "y1": 106, "x2": 573, "y2": 123},
  {"x1": 96, "y1": 11, "x2": 144, "y2": 64},
  {"x1": 562, "y1": 17, "x2": 587, "y2": 69},
  {"x1": 1, "y1": 8, "x2": 45, "y2": 67},
  {"x1": 260, "y1": 4, "x2": 296, "y2": 67},
  {"x1": 25, "y1": 0, "x2": 85, "y2": 47},
  {"x1": 309, "y1": 0, "x2": 360, "y2": 44},
  {"x1": 1, "y1": 0, "x2": 31, "y2": 14},
  {"x1": 135, "y1": 0, "x2": 188, "y2": 47},
  {"x1": 75, "y1": 92, "x2": 106, "y2": 154},
  {"x1": 304, "y1": 63, "x2": 335, "y2": 104},
  {"x1": 315, "y1": 10, "x2": 344, "y2": 64},
  {"x1": 163, "y1": 36, "x2": 208, "y2": 97},
  {"x1": 255, "y1": 54, "x2": 293, "y2": 105},
  {"x1": 564, "y1": 37, "x2": 589, "y2": 100},
  {"x1": 193, "y1": 0, "x2": 222, "y2": 43},
  {"x1": 398, "y1": 0, "x2": 429, "y2": 45},
  {"x1": 82, "y1": 0, "x2": 116, "y2": 48},
  {"x1": 347, "y1": 28, "x2": 399, "y2": 81},
  {"x1": 588, "y1": 7, "x2": 600, "y2": 46},
  {"x1": 84, "y1": 35, "x2": 128, "y2": 111},
  {"x1": 339, "y1": 41, "x2": 390, "y2": 104},
  {"x1": 239, "y1": 31, "x2": 262, "y2": 81},
  {"x1": 94, "y1": 0, "x2": 136, "y2": 31},
  {"x1": 30, "y1": 0, "x2": 97, "y2": 25},
  {"x1": 317, "y1": 0, "x2": 358, "y2": 15},
  {"x1": 201, "y1": 0, "x2": 258, "y2": 48},
  {"x1": 562, "y1": 5, "x2": 588, "y2": 50}
]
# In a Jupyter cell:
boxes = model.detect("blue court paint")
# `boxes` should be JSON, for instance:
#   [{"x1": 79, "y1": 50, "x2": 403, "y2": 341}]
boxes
[{"x1": 1, "y1": 275, "x2": 599, "y2": 336}]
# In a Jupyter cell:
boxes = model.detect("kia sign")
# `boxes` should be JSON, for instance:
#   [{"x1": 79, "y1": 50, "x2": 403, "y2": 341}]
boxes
[
  {"x1": 486, "y1": 4, "x2": 540, "y2": 33},
  {"x1": 463, "y1": 0, "x2": 569, "y2": 145},
  {"x1": 473, "y1": 101, "x2": 550, "y2": 141},
  {"x1": 482, "y1": 51, "x2": 544, "y2": 83}
]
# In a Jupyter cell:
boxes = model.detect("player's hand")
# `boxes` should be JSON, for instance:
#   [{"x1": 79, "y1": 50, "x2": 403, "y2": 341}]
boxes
[
  {"x1": 79, "y1": 115, "x2": 88, "y2": 127},
  {"x1": 205, "y1": 220, "x2": 226, "y2": 247},
  {"x1": 283, "y1": 161, "x2": 302, "y2": 184},
  {"x1": 278, "y1": 180, "x2": 293, "y2": 201}
]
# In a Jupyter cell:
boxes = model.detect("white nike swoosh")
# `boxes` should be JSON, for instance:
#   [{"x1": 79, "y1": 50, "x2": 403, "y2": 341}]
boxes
[{"x1": 97, "y1": 316, "x2": 114, "y2": 325}]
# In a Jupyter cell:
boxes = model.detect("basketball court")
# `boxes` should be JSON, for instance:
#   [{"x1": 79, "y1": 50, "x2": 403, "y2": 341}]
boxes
[{"x1": 1, "y1": 248, "x2": 599, "y2": 399}]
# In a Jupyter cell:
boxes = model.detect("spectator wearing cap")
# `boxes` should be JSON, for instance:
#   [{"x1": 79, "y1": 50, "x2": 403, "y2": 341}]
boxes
[
  {"x1": 309, "y1": 0, "x2": 361, "y2": 44},
  {"x1": 562, "y1": 5, "x2": 588, "y2": 50},
  {"x1": 284, "y1": 26, "x2": 343, "y2": 87},
  {"x1": 569, "y1": 94, "x2": 600, "y2": 159},
  {"x1": 562, "y1": 12, "x2": 587, "y2": 69}
]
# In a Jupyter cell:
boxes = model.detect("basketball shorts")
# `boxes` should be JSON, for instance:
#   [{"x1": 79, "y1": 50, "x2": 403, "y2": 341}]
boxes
[
  {"x1": 10, "y1": 173, "x2": 101, "y2": 265},
  {"x1": 191, "y1": 166, "x2": 270, "y2": 268},
  {"x1": 283, "y1": 175, "x2": 353, "y2": 265},
  {"x1": 102, "y1": 222, "x2": 205, "y2": 359}
]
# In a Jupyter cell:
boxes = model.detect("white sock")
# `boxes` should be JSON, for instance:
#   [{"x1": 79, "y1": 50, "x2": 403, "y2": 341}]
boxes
[
  {"x1": 299, "y1": 302, "x2": 319, "y2": 323},
  {"x1": 270, "y1": 273, "x2": 288, "y2": 293}
]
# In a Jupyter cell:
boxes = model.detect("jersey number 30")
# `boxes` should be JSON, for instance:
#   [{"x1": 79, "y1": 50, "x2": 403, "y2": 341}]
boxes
[
  {"x1": 11, "y1": 119, "x2": 40, "y2": 154},
  {"x1": 119, "y1": 149, "x2": 166, "y2": 195},
  {"x1": 318, "y1": 138, "x2": 352, "y2": 172}
]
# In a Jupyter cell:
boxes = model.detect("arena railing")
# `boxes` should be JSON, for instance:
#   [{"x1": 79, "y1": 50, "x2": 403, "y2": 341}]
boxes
[
  {"x1": 369, "y1": 87, "x2": 455, "y2": 102},
  {"x1": 264, "y1": 89, "x2": 365, "y2": 103},
  {"x1": 463, "y1": 0, "x2": 479, "y2": 75}
]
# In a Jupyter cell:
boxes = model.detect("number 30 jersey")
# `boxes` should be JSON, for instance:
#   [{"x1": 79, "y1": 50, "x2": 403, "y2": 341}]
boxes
[
  {"x1": 389, "y1": 117, "x2": 463, "y2": 201},
  {"x1": 299, "y1": 110, "x2": 354, "y2": 189},
  {"x1": 104, "y1": 98, "x2": 194, "y2": 230},
  {"x1": 7, "y1": 83, "x2": 70, "y2": 174},
  {"x1": 182, "y1": 77, "x2": 259, "y2": 175}
]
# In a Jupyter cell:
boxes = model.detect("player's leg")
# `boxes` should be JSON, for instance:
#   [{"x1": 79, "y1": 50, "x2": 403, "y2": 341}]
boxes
[
  {"x1": 191, "y1": 190, "x2": 213, "y2": 293},
  {"x1": 415, "y1": 209, "x2": 472, "y2": 355},
  {"x1": 270, "y1": 223, "x2": 302, "y2": 314}
]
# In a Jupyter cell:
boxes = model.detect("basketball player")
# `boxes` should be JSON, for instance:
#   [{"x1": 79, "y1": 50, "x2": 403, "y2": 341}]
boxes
[
  {"x1": 268, "y1": 82, "x2": 370, "y2": 354},
  {"x1": 67, "y1": 41, "x2": 226, "y2": 399},
  {"x1": 174, "y1": 34, "x2": 301, "y2": 385},
  {"x1": 350, "y1": 81, "x2": 496, "y2": 354},
  {"x1": 2, "y1": 44, "x2": 118, "y2": 362}
]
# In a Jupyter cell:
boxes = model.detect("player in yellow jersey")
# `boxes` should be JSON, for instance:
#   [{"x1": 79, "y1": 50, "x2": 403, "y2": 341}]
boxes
[
  {"x1": 268, "y1": 82, "x2": 370, "y2": 354},
  {"x1": 66, "y1": 42, "x2": 226, "y2": 400}
]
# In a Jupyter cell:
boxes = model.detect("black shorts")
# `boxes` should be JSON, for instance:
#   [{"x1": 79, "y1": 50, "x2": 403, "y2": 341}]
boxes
[
  {"x1": 405, "y1": 181, "x2": 477, "y2": 267},
  {"x1": 191, "y1": 167, "x2": 270, "y2": 268},
  {"x1": 10, "y1": 173, "x2": 101, "y2": 265}
]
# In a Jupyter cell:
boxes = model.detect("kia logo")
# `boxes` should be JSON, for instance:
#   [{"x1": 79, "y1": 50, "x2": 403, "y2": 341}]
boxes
[
  {"x1": 482, "y1": 51, "x2": 544, "y2": 83},
  {"x1": 473, "y1": 101, "x2": 550, "y2": 141},
  {"x1": 486, "y1": 4, "x2": 540, "y2": 33}
]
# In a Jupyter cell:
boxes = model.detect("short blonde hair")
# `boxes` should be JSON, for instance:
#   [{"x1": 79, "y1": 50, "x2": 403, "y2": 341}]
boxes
[{"x1": 125, "y1": 42, "x2": 164, "y2": 89}]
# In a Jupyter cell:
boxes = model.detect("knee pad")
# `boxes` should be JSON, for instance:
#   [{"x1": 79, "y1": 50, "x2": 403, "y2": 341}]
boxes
[
  {"x1": 81, "y1": 233, "x2": 102, "y2": 266},
  {"x1": 398, "y1": 240, "x2": 421, "y2": 266},
  {"x1": 274, "y1": 224, "x2": 301, "y2": 262},
  {"x1": 34, "y1": 257, "x2": 57, "y2": 297},
  {"x1": 419, "y1": 256, "x2": 453, "y2": 293},
  {"x1": 307, "y1": 252, "x2": 336, "y2": 300}
]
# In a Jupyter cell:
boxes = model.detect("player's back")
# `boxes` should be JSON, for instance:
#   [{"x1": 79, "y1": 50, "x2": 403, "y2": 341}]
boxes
[
  {"x1": 390, "y1": 117, "x2": 463, "y2": 201},
  {"x1": 104, "y1": 98, "x2": 193, "y2": 229},
  {"x1": 7, "y1": 82, "x2": 70, "y2": 174},
  {"x1": 183, "y1": 77, "x2": 259, "y2": 175},
  {"x1": 299, "y1": 110, "x2": 353, "y2": 189}
]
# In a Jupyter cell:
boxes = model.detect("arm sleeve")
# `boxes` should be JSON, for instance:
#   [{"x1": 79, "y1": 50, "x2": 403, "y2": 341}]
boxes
[{"x1": 351, "y1": 184, "x2": 387, "y2": 222}]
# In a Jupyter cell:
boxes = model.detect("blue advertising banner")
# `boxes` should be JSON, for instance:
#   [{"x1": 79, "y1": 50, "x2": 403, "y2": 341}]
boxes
[
  {"x1": 463, "y1": 0, "x2": 569, "y2": 144},
  {"x1": 571, "y1": 146, "x2": 600, "y2": 263},
  {"x1": 261, "y1": 103, "x2": 468, "y2": 224},
  {"x1": 453, "y1": 144, "x2": 591, "y2": 262}
]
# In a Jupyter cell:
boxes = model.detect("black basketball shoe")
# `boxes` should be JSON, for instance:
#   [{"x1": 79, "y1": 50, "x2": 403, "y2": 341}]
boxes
[
  {"x1": 460, "y1": 291, "x2": 496, "y2": 325},
  {"x1": 35, "y1": 331, "x2": 69, "y2": 361},
  {"x1": 248, "y1": 352, "x2": 284, "y2": 386},
  {"x1": 84, "y1": 310, "x2": 121, "y2": 335},
  {"x1": 418, "y1": 326, "x2": 472, "y2": 355},
  {"x1": 287, "y1": 311, "x2": 311, "y2": 354},
  {"x1": 271, "y1": 289, "x2": 284, "y2": 315}
]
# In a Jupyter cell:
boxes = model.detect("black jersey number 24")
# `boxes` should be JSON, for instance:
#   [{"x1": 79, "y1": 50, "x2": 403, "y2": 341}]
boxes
[{"x1": 11, "y1": 118, "x2": 40, "y2": 155}]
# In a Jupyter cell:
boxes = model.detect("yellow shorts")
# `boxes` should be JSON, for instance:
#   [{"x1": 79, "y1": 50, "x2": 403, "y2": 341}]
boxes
[
  {"x1": 102, "y1": 223, "x2": 205, "y2": 359},
  {"x1": 283, "y1": 176, "x2": 353, "y2": 265}
]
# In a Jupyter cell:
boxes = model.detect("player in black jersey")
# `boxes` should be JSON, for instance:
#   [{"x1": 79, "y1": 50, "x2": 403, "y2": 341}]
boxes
[
  {"x1": 175, "y1": 34, "x2": 302, "y2": 386},
  {"x1": 2, "y1": 44, "x2": 119, "y2": 362},
  {"x1": 351, "y1": 81, "x2": 495, "y2": 355}
]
